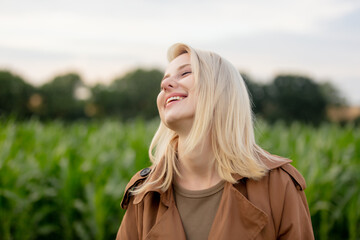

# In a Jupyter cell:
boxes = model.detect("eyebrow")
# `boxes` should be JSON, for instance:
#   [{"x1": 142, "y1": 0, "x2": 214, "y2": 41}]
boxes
[{"x1": 162, "y1": 63, "x2": 191, "y2": 82}]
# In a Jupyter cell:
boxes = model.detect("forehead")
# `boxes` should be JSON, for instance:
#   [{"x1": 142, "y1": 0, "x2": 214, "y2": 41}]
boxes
[{"x1": 165, "y1": 53, "x2": 191, "y2": 74}]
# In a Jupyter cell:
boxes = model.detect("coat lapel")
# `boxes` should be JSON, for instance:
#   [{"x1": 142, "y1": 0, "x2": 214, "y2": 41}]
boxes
[
  {"x1": 209, "y1": 183, "x2": 268, "y2": 240},
  {"x1": 144, "y1": 187, "x2": 187, "y2": 240},
  {"x1": 141, "y1": 177, "x2": 269, "y2": 240}
]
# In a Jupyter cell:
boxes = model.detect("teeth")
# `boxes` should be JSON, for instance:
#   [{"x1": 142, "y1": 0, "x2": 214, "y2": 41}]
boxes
[{"x1": 166, "y1": 96, "x2": 185, "y2": 104}]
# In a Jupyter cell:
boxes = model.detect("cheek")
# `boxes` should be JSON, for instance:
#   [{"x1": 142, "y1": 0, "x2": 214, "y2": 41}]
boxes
[
  {"x1": 185, "y1": 75, "x2": 195, "y2": 89},
  {"x1": 156, "y1": 93, "x2": 163, "y2": 111},
  {"x1": 189, "y1": 92, "x2": 198, "y2": 114}
]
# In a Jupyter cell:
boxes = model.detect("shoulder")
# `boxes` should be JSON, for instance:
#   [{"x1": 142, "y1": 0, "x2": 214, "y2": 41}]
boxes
[
  {"x1": 264, "y1": 163, "x2": 313, "y2": 238},
  {"x1": 260, "y1": 153, "x2": 306, "y2": 191},
  {"x1": 121, "y1": 167, "x2": 152, "y2": 209},
  {"x1": 265, "y1": 162, "x2": 306, "y2": 192},
  {"x1": 277, "y1": 163, "x2": 306, "y2": 191}
]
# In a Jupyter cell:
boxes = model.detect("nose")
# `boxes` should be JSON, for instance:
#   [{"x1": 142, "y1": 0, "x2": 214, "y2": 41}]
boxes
[{"x1": 161, "y1": 76, "x2": 178, "y2": 91}]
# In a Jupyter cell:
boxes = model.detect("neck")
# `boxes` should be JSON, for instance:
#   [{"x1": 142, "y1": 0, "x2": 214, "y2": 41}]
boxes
[{"x1": 175, "y1": 133, "x2": 221, "y2": 190}]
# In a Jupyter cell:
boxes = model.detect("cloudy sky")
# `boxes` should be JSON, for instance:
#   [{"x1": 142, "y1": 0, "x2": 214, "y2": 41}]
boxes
[{"x1": 1, "y1": 0, "x2": 359, "y2": 104}]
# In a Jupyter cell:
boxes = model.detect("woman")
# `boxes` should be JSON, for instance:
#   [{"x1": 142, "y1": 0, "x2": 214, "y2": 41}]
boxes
[{"x1": 117, "y1": 43, "x2": 314, "y2": 240}]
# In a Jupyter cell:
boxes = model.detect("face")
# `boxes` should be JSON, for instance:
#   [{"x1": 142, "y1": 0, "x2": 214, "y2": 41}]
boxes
[{"x1": 157, "y1": 53, "x2": 196, "y2": 132}]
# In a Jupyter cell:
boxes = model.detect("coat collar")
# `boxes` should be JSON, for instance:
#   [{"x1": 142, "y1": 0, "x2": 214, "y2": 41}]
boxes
[
  {"x1": 142, "y1": 180, "x2": 270, "y2": 240},
  {"x1": 141, "y1": 174, "x2": 272, "y2": 240},
  {"x1": 133, "y1": 153, "x2": 292, "y2": 206},
  {"x1": 208, "y1": 182, "x2": 268, "y2": 239},
  {"x1": 133, "y1": 158, "x2": 169, "y2": 206},
  {"x1": 131, "y1": 154, "x2": 293, "y2": 240}
]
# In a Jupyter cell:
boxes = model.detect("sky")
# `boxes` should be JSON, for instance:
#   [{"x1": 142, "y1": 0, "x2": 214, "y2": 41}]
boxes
[{"x1": 0, "y1": 0, "x2": 359, "y2": 105}]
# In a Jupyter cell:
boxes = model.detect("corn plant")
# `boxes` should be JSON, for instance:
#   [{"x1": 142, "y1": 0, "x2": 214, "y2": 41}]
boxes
[{"x1": 0, "y1": 118, "x2": 359, "y2": 239}]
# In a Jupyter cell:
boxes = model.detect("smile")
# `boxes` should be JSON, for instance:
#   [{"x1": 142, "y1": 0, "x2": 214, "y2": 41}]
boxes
[{"x1": 165, "y1": 95, "x2": 187, "y2": 106}]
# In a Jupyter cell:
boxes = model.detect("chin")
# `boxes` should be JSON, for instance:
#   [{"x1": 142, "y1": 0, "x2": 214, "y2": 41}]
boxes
[
  {"x1": 162, "y1": 115, "x2": 194, "y2": 134},
  {"x1": 163, "y1": 116, "x2": 180, "y2": 130}
]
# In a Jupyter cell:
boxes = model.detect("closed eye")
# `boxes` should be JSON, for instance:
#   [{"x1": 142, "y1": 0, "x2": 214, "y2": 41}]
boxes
[{"x1": 181, "y1": 71, "x2": 192, "y2": 77}]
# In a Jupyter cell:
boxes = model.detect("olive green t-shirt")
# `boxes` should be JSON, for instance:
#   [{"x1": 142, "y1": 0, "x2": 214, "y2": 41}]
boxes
[{"x1": 173, "y1": 180, "x2": 225, "y2": 240}]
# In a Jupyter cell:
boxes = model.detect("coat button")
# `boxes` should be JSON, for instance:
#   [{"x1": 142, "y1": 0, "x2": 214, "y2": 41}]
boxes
[{"x1": 140, "y1": 168, "x2": 151, "y2": 177}]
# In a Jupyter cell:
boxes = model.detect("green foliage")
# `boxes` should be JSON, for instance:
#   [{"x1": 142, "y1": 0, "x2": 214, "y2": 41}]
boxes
[
  {"x1": 39, "y1": 73, "x2": 86, "y2": 120},
  {"x1": 91, "y1": 69, "x2": 162, "y2": 119},
  {"x1": 319, "y1": 82, "x2": 347, "y2": 107},
  {"x1": 0, "y1": 70, "x2": 35, "y2": 118},
  {"x1": 1, "y1": 68, "x2": 349, "y2": 124},
  {"x1": 244, "y1": 74, "x2": 329, "y2": 125},
  {"x1": 0, "y1": 119, "x2": 359, "y2": 239},
  {"x1": 242, "y1": 73, "x2": 267, "y2": 115},
  {"x1": 0, "y1": 118, "x2": 157, "y2": 239},
  {"x1": 269, "y1": 75, "x2": 327, "y2": 124}
]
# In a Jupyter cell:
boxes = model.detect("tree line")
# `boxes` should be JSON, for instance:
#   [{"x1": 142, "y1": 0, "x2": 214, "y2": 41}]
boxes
[{"x1": 0, "y1": 68, "x2": 346, "y2": 124}]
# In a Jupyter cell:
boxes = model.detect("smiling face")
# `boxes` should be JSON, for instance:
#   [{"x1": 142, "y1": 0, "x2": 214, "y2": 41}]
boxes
[{"x1": 157, "y1": 53, "x2": 196, "y2": 133}]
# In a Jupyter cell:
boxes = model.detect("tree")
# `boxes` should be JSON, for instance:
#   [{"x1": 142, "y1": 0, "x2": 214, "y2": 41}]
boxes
[
  {"x1": 319, "y1": 82, "x2": 346, "y2": 106},
  {"x1": 39, "y1": 73, "x2": 86, "y2": 120},
  {"x1": 266, "y1": 75, "x2": 327, "y2": 124},
  {"x1": 91, "y1": 68, "x2": 163, "y2": 119},
  {"x1": 0, "y1": 70, "x2": 34, "y2": 118},
  {"x1": 241, "y1": 72, "x2": 267, "y2": 115}
]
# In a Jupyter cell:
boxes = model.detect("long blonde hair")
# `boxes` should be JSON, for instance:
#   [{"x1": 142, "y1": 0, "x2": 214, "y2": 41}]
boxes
[{"x1": 134, "y1": 43, "x2": 275, "y2": 194}]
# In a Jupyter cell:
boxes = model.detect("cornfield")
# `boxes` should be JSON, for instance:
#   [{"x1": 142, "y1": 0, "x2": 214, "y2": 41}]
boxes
[{"x1": 0, "y1": 118, "x2": 359, "y2": 239}]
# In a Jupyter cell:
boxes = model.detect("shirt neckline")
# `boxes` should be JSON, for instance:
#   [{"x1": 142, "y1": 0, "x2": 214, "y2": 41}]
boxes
[{"x1": 173, "y1": 180, "x2": 225, "y2": 198}]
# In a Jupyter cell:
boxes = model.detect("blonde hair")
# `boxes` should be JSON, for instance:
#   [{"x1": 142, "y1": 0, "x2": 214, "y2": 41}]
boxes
[{"x1": 134, "y1": 43, "x2": 276, "y2": 194}]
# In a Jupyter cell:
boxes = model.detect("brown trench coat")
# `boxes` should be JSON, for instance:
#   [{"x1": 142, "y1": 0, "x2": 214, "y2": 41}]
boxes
[{"x1": 117, "y1": 156, "x2": 314, "y2": 240}]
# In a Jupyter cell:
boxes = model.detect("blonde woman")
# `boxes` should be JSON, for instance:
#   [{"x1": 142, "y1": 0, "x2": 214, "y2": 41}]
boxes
[{"x1": 117, "y1": 43, "x2": 314, "y2": 240}]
